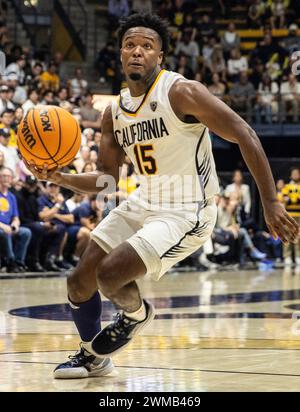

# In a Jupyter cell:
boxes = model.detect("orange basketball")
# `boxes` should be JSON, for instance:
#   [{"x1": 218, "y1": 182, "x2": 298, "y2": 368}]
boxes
[{"x1": 17, "y1": 105, "x2": 81, "y2": 170}]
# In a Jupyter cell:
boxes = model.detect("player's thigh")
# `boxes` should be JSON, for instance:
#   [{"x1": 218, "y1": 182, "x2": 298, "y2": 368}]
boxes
[{"x1": 68, "y1": 239, "x2": 107, "y2": 300}]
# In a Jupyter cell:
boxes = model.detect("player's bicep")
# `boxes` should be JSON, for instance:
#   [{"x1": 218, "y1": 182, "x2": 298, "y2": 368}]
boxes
[
  {"x1": 173, "y1": 81, "x2": 249, "y2": 144},
  {"x1": 96, "y1": 104, "x2": 125, "y2": 175}
]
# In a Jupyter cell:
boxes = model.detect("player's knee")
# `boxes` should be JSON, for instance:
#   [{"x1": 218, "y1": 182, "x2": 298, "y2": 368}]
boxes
[
  {"x1": 96, "y1": 259, "x2": 116, "y2": 297},
  {"x1": 67, "y1": 268, "x2": 94, "y2": 303},
  {"x1": 77, "y1": 227, "x2": 90, "y2": 239}
]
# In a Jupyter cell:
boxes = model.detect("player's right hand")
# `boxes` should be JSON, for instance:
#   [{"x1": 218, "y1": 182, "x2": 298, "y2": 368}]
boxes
[{"x1": 25, "y1": 161, "x2": 62, "y2": 185}]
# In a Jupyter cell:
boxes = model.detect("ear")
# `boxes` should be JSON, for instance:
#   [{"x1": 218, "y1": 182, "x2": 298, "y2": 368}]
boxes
[
  {"x1": 120, "y1": 50, "x2": 123, "y2": 63},
  {"x1": 158, "y1": 51, "x2": 163, "y2": 65}
]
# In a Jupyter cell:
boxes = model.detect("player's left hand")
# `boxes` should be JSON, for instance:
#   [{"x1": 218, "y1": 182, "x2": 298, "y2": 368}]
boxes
[{"x1": 263, "y1": 201, "x2": 300, "y2": 244}]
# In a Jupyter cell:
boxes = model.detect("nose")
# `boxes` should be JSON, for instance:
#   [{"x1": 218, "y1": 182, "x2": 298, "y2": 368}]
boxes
[{"x1": 132, "y1": 45, "x2": 143, "y2": 57}]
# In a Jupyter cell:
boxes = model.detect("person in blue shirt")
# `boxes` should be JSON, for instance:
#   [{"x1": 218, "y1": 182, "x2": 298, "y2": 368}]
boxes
[
  {"x1": 37, "y1": 182, "x2": 74, "y2": 270},
  {"x1": 0, "y1": 167, "x2": 32, "y2": 272},
  {"x1": 66, "y1": 195, "x2": 100, "y2": 260}
]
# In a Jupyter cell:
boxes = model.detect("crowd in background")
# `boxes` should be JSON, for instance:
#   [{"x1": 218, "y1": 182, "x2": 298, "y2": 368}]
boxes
[
  {"x1": 99, "y1": 0, "x2": 300, "y2": 123},
  {"x1": 0, "y1": 0, "x2": 300, "y2": 273}
]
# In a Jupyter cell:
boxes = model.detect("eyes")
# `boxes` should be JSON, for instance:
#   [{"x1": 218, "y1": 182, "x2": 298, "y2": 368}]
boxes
[{"x1": 124, "y1": 42, "x2": 153, "y2": 50}]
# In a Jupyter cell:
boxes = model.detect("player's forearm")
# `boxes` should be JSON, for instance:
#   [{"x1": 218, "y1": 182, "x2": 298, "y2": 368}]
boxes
[
  {"x1": 57, "y1": 171, "x2": 119, "y2": 194},
  {"x1": 237, "y1": 127, "x2": 277, "y2": 207},
  {"x1": 54, "y1": 172, "x2": 101, "y2": 193}
]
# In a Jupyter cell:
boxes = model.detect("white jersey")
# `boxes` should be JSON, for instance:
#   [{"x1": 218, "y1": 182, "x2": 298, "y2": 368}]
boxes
[{"x1": 111, "y1": 70, "x2": 219, "y2": 206}]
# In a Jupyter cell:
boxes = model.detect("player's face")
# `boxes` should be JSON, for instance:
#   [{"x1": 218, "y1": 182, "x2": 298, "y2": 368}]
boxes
[{"x1": 121, "y1": 27, "x2": 163, "y2": 81}]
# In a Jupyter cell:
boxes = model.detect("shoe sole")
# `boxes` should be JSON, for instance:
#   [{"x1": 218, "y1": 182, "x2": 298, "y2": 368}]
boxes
[
  {"x1": 53, "y1": 359, "x2": 115, "y2": 379},
  {"x1": 90, "y1": 303, "x2": 155, "y2": 358}
]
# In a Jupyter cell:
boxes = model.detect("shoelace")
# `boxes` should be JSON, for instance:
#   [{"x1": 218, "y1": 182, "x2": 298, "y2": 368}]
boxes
[
  {"x1": 106, "y1": 312, "x2": 136, "y2": 339},
  {"x1": 67, "y1": 348, "x2": 94, "y2": 365}
]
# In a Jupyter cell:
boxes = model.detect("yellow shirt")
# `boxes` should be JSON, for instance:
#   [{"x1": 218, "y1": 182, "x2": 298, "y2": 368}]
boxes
[
  {"x1": 281, "y1": 181, "x2": 300, "y2": 217},
  {"x1": 40, "y1": 71, "x2": 60, "y2": 91},
  {"x1": 118, "y1": 176, "x2": 137, "y2": 195}
]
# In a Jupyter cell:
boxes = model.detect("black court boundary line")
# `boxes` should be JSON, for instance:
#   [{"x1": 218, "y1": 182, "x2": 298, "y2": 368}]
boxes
[
  {"x1": 2, "y1": 332, "x2": 300, "y2": 342},
  {"x1": 2, "y1": 347, "x2": 300, "y2": 356},
  {"x1": 0, "y1": 359, "x2": 300, "y2": 378}
]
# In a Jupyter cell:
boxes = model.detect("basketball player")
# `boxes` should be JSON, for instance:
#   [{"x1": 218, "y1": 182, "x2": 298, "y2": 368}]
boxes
[{"x1": 27, "y1": 14, "x2": 299, "y2": 378}]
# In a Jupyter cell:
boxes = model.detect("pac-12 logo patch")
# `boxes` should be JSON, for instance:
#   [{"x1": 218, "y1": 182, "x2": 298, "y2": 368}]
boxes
[{"x1": 150, "y1": 101, "x2": 157, "y2": 112}]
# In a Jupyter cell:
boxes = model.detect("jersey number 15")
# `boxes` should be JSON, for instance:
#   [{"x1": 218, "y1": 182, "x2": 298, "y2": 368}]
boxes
[{"x1": 134, "y1": 144, "x2": 157, "y2": 175}]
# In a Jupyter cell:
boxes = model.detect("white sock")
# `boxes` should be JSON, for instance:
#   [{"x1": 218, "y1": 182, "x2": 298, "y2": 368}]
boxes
[
  {"x1": 124, "y1": 301, "x2": 146, "y2": 322},
  {"x1": 82, "y1": 341, "x2": 103, "y2": 363},
  {"x1": 81, "y1": 341, "x2": 93, "y2": 354}
]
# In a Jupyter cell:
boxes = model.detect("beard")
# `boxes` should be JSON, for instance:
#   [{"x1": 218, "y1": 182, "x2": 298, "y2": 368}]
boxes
[{"x1": 129, "y1": 72, "x2": 142, "y2": 81}]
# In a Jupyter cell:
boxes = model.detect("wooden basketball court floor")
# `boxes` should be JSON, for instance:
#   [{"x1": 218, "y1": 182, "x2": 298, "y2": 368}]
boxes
[{"x1": 1, "y1": 266, "x2": 300, "y2": 392}]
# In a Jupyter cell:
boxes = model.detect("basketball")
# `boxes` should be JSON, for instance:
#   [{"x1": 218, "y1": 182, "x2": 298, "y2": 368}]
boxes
[{"x1": 17, "y1": 105, "x2": 81, "y2": 170}]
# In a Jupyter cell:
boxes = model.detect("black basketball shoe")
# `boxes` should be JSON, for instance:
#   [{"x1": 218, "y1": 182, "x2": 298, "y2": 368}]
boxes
[
  {"x1": 91, "y1": 299, "x2": 155, "y2": 357},
  {"x1": 53, "y1": 344, "x2": 115, "y2": 379}
]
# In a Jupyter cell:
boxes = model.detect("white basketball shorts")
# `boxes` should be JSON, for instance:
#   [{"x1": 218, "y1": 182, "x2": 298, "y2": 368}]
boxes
[{"x1": 90, "y1": 194, "x2": 217, "y2": 281}]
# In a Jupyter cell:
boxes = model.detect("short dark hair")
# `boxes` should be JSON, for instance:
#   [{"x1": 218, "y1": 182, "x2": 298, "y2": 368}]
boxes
[{"x1": 118, "y1": 13, "x2": 169, "y2": 56}]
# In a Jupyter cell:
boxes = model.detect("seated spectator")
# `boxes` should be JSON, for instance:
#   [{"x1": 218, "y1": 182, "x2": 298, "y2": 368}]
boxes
[
  {"x1": 38, "y1": 182, "x2": 74, "y2": 270},
  {"x1": 202, "y1": 37, "x2": 218, "y2": 68},
  {"x1": 208, "y1": 45, "x2": 227, "y2": 83},
  {"x1": 55, "y1": 87, "x2": 68, "y2": 106},
  {"x1": 0, "y1": 167, "x2": 31, "y2": 272},
  {"x1": 14, "y1": 176, "x2": 50, "y2": 271},
  {"x1": 0, "y1": 150, "x2": 4, "y2": 168},
  {"x1": 282, "y1": 23, "x2": 300, "y2": 56},
  {"x1": 225, "y1": 170, "x2": 251, "y2": 216},
  {"x1": 255, "y1": 73, "x2": 279, "y2": 123},
  {"x1": 69, "y1": 67, "x2": 88, "y2": 97},
  {"x1": 278, "y1": 167, "x2": 300, "y2": 265},
  {"x1": 22, "y1": 88, "x2": 40, "y2": 115},
  {"x1": 40, "y1": 61, "x2": 60, "y2": 92},
  {"x1": 247, "y1": 0, "x2": 266, "y2": 28},
  {"x1": 208, "y1": 73, "x2": 226, "y2": 100},
  {"x1": 0, "y1": 85, "x2": 15, "y2": 115},
  {"x1": 174, "y1": 32, "x2": 199, "y2": 73},
  {"x1": 0, "y1": 109, "x2": 17, "y2": 148},
  {"x1": 228, "y1": 72, "x2": 255, "y2": 123},
  {"x1": 249, "y1": 59, "x2": 265, "y2": 89},
  {"x1": 178, "y1": 13, "x2": 197, "y2": 42},
  {"x1": 12, "y1": 107, "x2": 24, "y2": 133},
  {"x1": 221, "y1": 23, "x2": 240, "y2": 58},
  {"x1": 215, "y1": 194, "x2": 266, "y2": 265},
  {"x1": 73, "y1": 146, "x2": 91, "y2": 173},
  {"x1": 197, "y1": 14, "x2": 216, "y2": 41},
  {"x1": 66, "y1": 193, "x2": 85, "y2": 213},
  {"x1": 67, "y1": 195, "x2": 100, "y2": 261},
  {"x1": 0, "y1": 128, "x2": 19, "y2": 174},
  {"x1": 95, "y1": 41, "x2": 118, "y2": 85},
  {"x1": 82, "y1": 127, "x2": 95, "y2": 147},
  {"x1": 280, "y1": 73, "x2": 300, "y2": 122},
  {"x1": 3, "y1": 54, "x2": 26, "y2": 85},
  {"x1": 80, "y1": 92, "x2": 102, "y2": 130},
  {"x1": 41, "y1": 89, "x2": 55, "y2": 105},
  {"x1": 82, "y1": 162, "x2": 97, "y2": 173},
  {"x1": 253, "y1": 33, "x2": 286, "y2": 66},
  {"x1": 27, "y1": 62, "x2": 43, "y2": 89},
  {"x1": 227, "y1": 48, "x2": 248, "y2": 83},
  {"x1": 270, "y1": 0, "x2": 286, "y2": 29},
  {"x1": 175, "y1": 54, "x2": 194, "y2": 80}
]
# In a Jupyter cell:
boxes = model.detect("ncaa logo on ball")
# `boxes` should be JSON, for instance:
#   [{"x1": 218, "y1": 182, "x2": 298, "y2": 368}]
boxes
[{"x1": 39, "y1": 109, "x2": 53, "y2": 132}]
